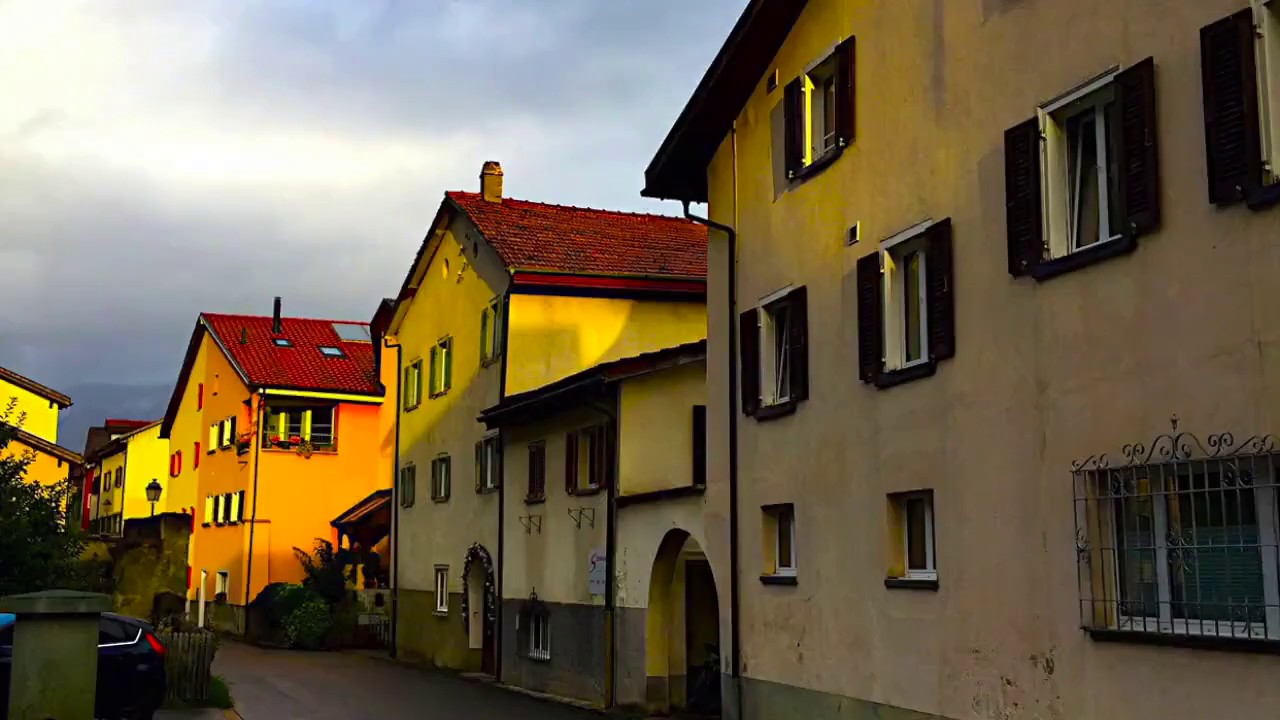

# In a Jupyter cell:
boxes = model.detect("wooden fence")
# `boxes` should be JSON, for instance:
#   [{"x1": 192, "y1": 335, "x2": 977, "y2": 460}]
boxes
[{"x1": 156, "y1": 630, "x2": 218, "y2": 703}]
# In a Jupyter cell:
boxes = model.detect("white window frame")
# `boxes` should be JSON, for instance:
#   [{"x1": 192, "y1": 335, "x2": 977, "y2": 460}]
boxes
[
  {"x1": 529, "y1": 612, "x2": 550, "y2": 661},
  {"x1": 403, "y1": 359, "x2": 423, "y2": 410},
  {"x1": 215, "y1": 571, "x2": 229, "y2": 596},
  {"x1": 432, "y1": 455, "x2": 451, "y2": 502},
  {"x1": 757, "y1": 287, "x2": 795, "y2": 407},
  {"x1": 1108, "y1": 469, "x2": 1280, "y2": 640},
  {"x1": 481, "y1": 298, "x2": 504, "y2": 364},
  {"x1": 429, "y1": 337, "x2": 452, "y2": 397},
  {"x1": 899, "y1": 492, "x2": 937, "y2": 581},
  {"x1": 1255, "y1": 0, "x2": 1280, "y2": 183},
  {"x1": 1038, "y1": 69, "x2": 1124, "y2": 260},
  {"x1": 771, "y1": 505, "x2": 797, "y2": 577},
  {"x1": 434, "y1": 567, "x2": 449, "y2": 614},
  {"x1": 479, "y1": 433, "x2": 501, "y2": 492},
  {"x1": 399, "y1": 464, "x2": 416, "y2": 508},
  {"x1": 879, "y1": 221, "x2": 932, "y2": 372}
]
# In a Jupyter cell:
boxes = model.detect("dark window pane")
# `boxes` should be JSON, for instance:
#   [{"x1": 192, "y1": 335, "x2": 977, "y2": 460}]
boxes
[
  {"x1": 1170, "y1": 468, "x2": 1264, "y2": 623},
  {"x1": 1067, "y1": 110, "x2": 1102, "y2": 249},
  {"x1": 1114, "y1": 485, "x2": 1159, "y2": 619},
  {"x1": 98, "y1": 618, "x2": 134, "y2": 644},
  {"x1": 906, "y1": 498, "x2": 928, "y2": 570},
  {"x1": 777, "y1": 510, "x2": 794, "y2": 568},
  {"x1": 903, "y1": 250, "x2": 923, "y2": 363}
]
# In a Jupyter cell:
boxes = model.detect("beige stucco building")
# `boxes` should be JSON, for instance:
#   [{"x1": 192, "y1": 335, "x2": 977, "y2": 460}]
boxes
[{"x1": 644, "y1": 0, "x2": 1280, "y2": 718}]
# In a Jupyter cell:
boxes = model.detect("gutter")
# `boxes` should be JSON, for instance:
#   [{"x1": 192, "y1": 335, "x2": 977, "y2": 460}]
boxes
[
  {"x1": 385, "y1": 335, "x2": 403, "y2": 659},
  {"x1": 681, "y1": 192, "x2": 742, "y2": 709},
  {"x1": 242, "y1": 390, "x2": 266, "y2": 632}
]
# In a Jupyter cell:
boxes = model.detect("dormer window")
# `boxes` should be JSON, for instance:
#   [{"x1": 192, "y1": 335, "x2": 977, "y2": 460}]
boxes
[
  {"x1": 273, "y1": 338, "x2": 293, "y2": 347},
  {"x1": 318, "y1": 346, "x2": 345, "y2": 358}
]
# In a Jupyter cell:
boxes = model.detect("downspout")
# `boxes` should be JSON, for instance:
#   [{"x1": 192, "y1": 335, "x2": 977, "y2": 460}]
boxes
[
  {"x1": 680, "y1": 121, "x2": 741, "y2": 712},
  {"x1": 495, "y1": 290, "x2": 511, "y2": 681},
  {"x1": 583, "y1": 394, "x2": 617, "y2": 709},
  {"x1": 385, "y1": 335, "x2": 403, "y2": 658},
  {"x1": 242, "y1": 390, "x2": 266, "y2": 634}
]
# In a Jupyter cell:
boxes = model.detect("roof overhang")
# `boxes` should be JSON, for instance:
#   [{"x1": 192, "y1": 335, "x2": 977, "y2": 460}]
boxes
[
  {"x1": 642, "y1": 0, "x2": 807, "y2": 203},
  {"x1": 260, "y1": 388, "x2": 383, "y2": 404},
  {"x1": 0, "y1": 366, "x2": 73, "y2": 409},
  {"x1": 509, "y1": 271, "x2": 706, "y2": 301},
  {"x1": 4, "y1": 425, "x2": 82, "y2": 465}
]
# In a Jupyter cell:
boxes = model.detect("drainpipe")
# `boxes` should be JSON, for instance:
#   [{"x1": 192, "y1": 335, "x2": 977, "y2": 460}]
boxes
[
  {"x1": 681, "y1": 127, "x2": 741, "y2": 713},
  {"x1": 585, "y1": 395, "x2": 618, "y2": 709},
  {"x1": 242, "y1": 390, "x2": 266, "y2": 635},
  {"x1": 385, "y1": 335, "x2": 403, "y2": 658},
  {"x1": 496, "y1": 290, "x2": 511, "y2": 681}
]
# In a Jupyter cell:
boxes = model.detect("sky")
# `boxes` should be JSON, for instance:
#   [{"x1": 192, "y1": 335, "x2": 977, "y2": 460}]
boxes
[{"x1": 0, "y1": 0, "x2": 741, "y2": 444}]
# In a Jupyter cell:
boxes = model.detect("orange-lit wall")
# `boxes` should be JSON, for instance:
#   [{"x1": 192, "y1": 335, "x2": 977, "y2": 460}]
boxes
[{"x1": 5, "y1": 439, "x2": 73, "y2": 487}]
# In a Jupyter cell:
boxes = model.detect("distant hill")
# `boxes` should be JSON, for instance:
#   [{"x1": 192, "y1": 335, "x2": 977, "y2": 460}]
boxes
[{"x1": 59, "y1": 382, "x2": 172, "y2": 453}]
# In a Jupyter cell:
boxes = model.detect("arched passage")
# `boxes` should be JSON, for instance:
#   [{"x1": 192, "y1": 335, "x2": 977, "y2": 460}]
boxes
[
  {"x1": 645, "y1": 529, "x2": 721, "y2": 716},
  {"x1": 462, "y1": 543, "x2": 497, "y2": 676}
]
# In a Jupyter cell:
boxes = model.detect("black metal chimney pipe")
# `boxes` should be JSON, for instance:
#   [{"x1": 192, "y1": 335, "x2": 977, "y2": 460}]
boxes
[{"x1": 272, "y1": 297, "x2": 282, "y2": 334}]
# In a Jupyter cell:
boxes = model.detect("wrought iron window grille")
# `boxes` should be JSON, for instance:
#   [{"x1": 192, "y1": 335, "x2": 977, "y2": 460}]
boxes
[{"x1": 1073, "y1": 417, "x2": 1280, "y2": 645}]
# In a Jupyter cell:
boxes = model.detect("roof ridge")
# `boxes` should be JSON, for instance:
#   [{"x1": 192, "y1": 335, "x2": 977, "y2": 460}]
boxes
[
  {"x1": 200, "y1": 312, "x2": 370, "y2": 326},
  {"x1": 446, "y1": 190, "x2": 701, "y2": 225}
]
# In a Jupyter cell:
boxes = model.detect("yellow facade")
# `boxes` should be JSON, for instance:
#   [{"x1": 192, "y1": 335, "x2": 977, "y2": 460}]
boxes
[
  {"x1": 5, "y1": 437, "x2": 75, "y2": 488},
  {"x1": 89, "y1": 423, "x2": 170, "y2": 523},
  {"x1": 617, "y1": 361, "x2": 706, "y2": 496},
  {"x1": 0, "y1": 371, "x2": 67, "y2": 444}
]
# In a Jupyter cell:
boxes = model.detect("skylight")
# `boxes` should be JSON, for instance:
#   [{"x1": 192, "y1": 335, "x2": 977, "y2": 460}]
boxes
[
  {"x1": 332, "y1": 323, "x2": 371, "y2": 342},
  {"x1": 319, "y1": 346, "x2": 345, "y2": 358},
  {"x1": 273, "y1": 338, "x2": 294, "y2": 347}
]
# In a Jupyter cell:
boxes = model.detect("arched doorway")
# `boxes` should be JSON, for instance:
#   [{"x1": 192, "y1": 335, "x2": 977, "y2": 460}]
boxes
[
  {"x1": 462, "y1": 543, "x2": 497, "y2": 676},
  {"x1": 646, "y1": 529, "x2": 721, "y2": 716}
]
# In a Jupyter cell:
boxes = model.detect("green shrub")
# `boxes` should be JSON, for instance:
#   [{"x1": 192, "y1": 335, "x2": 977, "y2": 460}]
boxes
[{"x1": 283, "y1": 597, "x2": 330, "y2": 649}]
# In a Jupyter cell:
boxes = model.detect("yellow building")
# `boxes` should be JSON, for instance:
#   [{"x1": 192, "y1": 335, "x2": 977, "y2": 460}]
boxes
[
  {"x1": 85, "y1": 420, "x2": 171, "y2": 535},
  {"x1": 480, "y1": 340, "x2": 717, "y2": 712},
  {"x1": 389, "y1": 162, "x2": 707, "y2": 675},
  {"x1": 0, "y1": 365, "x2": 81, "y2": 493},
  {"x1": 643, "y1": 1, "x2": 1280, "y2": 719},
  {"x1": 159, "y1": 300, "x2": 395, "y2": 628}
]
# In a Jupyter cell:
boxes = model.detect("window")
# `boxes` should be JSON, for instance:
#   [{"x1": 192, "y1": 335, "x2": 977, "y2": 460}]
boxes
[
  {"x1": 475, "y1": 435, "x2": 501, "y2": 493},
  {"x1": 783, "y1": 37, "x2": 855, "y2": 179},
  {"x1": 262, "y1": 405, "x2": 336, "y2": 448},
  {"x1": 857, "y1": 220, "x2": 955, "y2": 387},
  {"x1": 203, "y1": 495, "x2": 214, "y2": 526},
  {"x1": 527, "y1": 441, "x2": 547, "y2": 502},
  {"x1": 115, "y1": 467, "x2": 123, "y2": 488},
  {"x1": 318, "y1": 346, "x2": 345, "y2": 358},
  {"x1": 889, "y1": 491, "x2": 936, "y2": 586},
  {"x1": 218, "y1": 419, "x2": 229, "y2": 448},
  {"x1": 526, "y1": 610, "x2": 550, "y2": 661},
  {"x1": 1005, "y1": 59, "x2": 1159, "y2": 279},
  {"x1": 399, "y1": 464, "x2": 417, "y2": 508},
  {"x1": 222, "y1": 492, "x2": 235, "y2": 524},
  {"x1": 739, "y1": 286, "x2": 808, "y2": 418},
  {"x1": 762, "y1": 504, "x2": 797, "y2": 582},
  {"x1": 1201, "y1": 3, "x2": 1280, "y2": 207},
  {"x1": 236, "y1": 490, "x2": 246, "y2": 522},
  {"x1": 565, "y1": 424, "x2": 613, "y2": 494},
  {"x1": 434, "y1": 567, "x2": 449, "y2": 614},
  {"x1": 208, "y1": 424, "x2": 218, "y2": 453},
  {"x1": 215, "y1": 571, "x2": 229, "y2": 596},
  {"x1": 332, "y1": 323, "x2": 371, "y2": 341},
  {"x1": 692, "y1": 406, "x2": 707, "y2": 487},
  {"x1": 431, "y1": 455, "x2": 452, "y2": 502},
  {"x1": 428, "y1": 337, "x2": 453, "y2": 397},
  {"x1": 480, "y1": 298, "x2": 504, "y2": 364},
  {"x1": 97, "y1": 618, "x2": 137, "y2": 646},
  {"x1": 213, "y1": 495, "x2": 223, "y2": 525},
  {"x1": 273, "y1": 338, "x2": 293, "y2": 347},
  {"x1": 403, "y1": 360, "x2": 424, "y2": 410},
  {"x1": 1075, "y1": 444, "x2": 1280, "y2": 642}
]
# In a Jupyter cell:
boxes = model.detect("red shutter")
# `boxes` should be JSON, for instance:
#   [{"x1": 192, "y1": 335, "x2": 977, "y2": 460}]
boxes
[
  {"x1": 856, "y1": 252, "x2": 884, "y2": 384},
  {"x1": 169, "y1": 454, "x2": 177, "y2": 478},
  {"x1": 925, "y1": 219, "x2": 956, "y2": 362},
  {"x1": 1201, "y1": 10, "x2": 1262, "y2": 205},
  {"x1": 176, "y1": 451, "x2": 182, "y2": 476},
  {"x1": 835, "y1": 36, "x2": 856, "y2": 146},
  {"x1": 197, "y1": 383, "x2": 204, "y2": 410},
  {"x1": 194, "y1": 442, "x2": 201, "y2": 469},
  {"x1": 739, "y1": 309, "x2": 761, "y2": 417},
  {"x1": 787, "y1": 287, "x2": 809, "y2": 402},
  {"x1": 783, "y1": 77, "x2": 804, "y2": 178},
  {"x1": 1116, "y1": 57, "x2": 1161, "y2": 236},
  {"x1": 1004, "y1": 118, "x2": 1044, "y2": 277},
  {"x1": 565, "y1": 432, "x2": 579, "y2": 495}
]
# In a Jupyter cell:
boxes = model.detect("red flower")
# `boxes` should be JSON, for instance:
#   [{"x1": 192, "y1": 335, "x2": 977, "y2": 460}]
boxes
[
  {"x1": 289, "y1": 435, "x2": 302, "y2": 445},
  {"x1": 270, "y1": 435, "x2": 281, "y2": 443}
]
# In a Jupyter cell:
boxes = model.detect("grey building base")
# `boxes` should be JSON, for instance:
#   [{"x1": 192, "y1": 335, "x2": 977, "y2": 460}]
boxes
[
  {"x1": 740, "y1": 675, "x2": 953, "y2": 720},
  {"x1": 500, "y1": 599, "x2": 606, "y2": 706}
]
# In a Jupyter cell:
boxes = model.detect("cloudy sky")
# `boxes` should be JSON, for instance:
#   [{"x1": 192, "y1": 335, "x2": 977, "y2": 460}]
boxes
[{"x1": 0, "y1": 0, "x2": 739, "y2": 443}]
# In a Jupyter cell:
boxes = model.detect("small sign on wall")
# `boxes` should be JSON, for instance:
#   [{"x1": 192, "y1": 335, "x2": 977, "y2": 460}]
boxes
[{"x1": 588, "y1": 548, "x2": 607, "y2": 596}]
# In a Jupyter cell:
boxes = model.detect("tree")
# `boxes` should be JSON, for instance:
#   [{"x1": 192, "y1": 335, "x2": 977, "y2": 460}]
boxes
[
  {"x1": 292, "y1": 539, "x2": 350, "y2": 606},
  {"x1": 0, "y1": 400, "x2": 85, "y2": 597}
]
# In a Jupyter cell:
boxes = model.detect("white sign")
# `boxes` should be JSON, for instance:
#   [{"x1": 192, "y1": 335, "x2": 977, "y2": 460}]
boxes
[{"x1": 588, "y1": 548, "x2": 607, "y2": 596}]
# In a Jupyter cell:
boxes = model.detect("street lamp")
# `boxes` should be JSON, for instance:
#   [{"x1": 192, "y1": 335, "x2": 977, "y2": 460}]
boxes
[{"x1": 145, "y1": 479, "x2": 163, "y2": 516}]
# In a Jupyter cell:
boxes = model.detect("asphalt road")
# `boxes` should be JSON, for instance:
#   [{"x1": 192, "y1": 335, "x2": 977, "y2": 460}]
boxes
[{"x1": 214, "y1": 641, "x2": 603, "y2": 720}]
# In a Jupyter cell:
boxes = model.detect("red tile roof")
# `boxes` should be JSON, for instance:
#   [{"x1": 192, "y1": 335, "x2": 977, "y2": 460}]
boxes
[
  {"x1": 446, "y1": 191, "x2": 707, "y2": 278},
  {"x1": 202, "y1": 314, "x2": 380, "y2": 395}
]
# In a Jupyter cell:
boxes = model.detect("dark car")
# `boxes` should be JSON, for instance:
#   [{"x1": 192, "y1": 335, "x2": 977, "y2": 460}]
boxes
[{"x1": 0, "y1": 611, "x2": 167, "y2": 720}]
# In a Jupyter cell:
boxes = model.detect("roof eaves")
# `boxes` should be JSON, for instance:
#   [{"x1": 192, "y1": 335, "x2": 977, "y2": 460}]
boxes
[
  {"x1": 4, "y1": 425, "x2": 83, "y2": 465},
  {"x1": 159, "y1": 320, "x2": 208, "y2": 439},
  {"x1": 0, "y1": 366, "x2": 73, "y2": 408},
  {"x1": 389, "y1": 199, "x2": 460, "y2": 335}
]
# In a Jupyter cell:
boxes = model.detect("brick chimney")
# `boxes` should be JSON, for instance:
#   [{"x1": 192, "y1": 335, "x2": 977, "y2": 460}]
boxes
[{"x1": 480, "y1": 161, "x2": 504, "y2": 203}]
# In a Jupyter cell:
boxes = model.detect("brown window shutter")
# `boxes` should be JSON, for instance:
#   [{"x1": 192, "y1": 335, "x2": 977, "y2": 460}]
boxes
[
  {"x1": 925, "y1": 219, "x2": 956, "y2": 361},
  {"x1": 565, "y1": 432, "x2": 578, "y2": 495},
  {"x1": 1004, "y1": 118, "x2": 1043, "y2": 277},
  {"x1": 856, "y1": 252, "x2": 883, "y2": 384},
  {"x1": 603, "y1": 420, "x2": 616, "y2": 489},
  {"x1": 784, "y1": 77, "x2": 804, "y2": 178},
  {"x1": 1201, "y1": 10, "x2": 1262, "y2": 205},
  {"x1": 692, "y1": 405, "x2": 707, "y2": 487},
  {"x1": 787, "y1": 286, "x2": 809, "y2": 402},
  {"x1": 475, "y1": 440, "x2": 484, "y2": 492},
  {"x1": 835, "y1": 36, "x2": 856, "y2": 146},
  {"x1": 1116, "y1": 57, "x2": 1161, "y2": 236},
  {"x1": 738, "y1": 309, "x2": 761, "y2": 416}
]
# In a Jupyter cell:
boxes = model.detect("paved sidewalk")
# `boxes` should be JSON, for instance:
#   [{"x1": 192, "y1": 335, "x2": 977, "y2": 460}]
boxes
[
  {"x1": 214, "y1": 641, "x2": 601, "y2": 720},
  {"x1": 155, "y1": 709, "x2": 236, "y2": 719}
]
